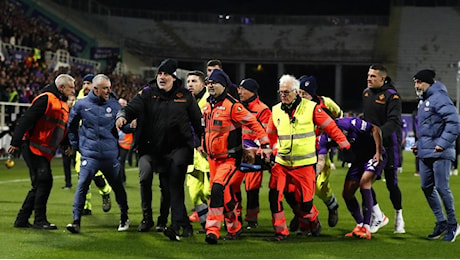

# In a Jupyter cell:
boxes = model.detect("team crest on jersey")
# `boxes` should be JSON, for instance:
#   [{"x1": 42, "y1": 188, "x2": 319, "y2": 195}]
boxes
[
  {"x1": 176, "y1": 93, "x2": 183, "y2": 98},
  {"x1": 237, "y1": 106, "x2": 242, "y2": 111},
  {"x1": 379, "y1": 94, "x2": 385, "y2": 100},
  {"x1": 424, "y1": 101, "x2": 430, "y2": 111},
  {"x1": 105, "y1": 107, "x2": 113, "y2": 117},
  {"x1": 364, "y1": 92, "x2": 369, "y2": 97},
  {"x1": 317, "y1": 108, "x2": 322, "y2": 113}
]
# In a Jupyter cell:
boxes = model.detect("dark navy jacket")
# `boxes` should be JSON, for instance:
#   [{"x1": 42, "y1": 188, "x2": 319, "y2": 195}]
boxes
[
  {"x1": 416, "y1": 81, "x2": 459, "y2": 160},
  {"x1": 68, "y1": 89, "x2": 121, "y2": 160}
]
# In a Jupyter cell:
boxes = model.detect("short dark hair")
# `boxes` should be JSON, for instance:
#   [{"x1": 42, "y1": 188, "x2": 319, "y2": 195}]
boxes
[
  {"x1": 207, "y1": 59, "x2": 222, "y2": 68},
  {"x1": 369, "y1": 64, "x2": 387, "y2": 73},
  {"x1": 369, "y1": 64, "x2": 387, "y2": 77},
  {"x1": 187, "y1": 70, "x2": 205, "y2": 82}
]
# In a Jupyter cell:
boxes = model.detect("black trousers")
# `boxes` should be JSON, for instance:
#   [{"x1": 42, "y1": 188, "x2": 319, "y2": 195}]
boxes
[{"x1": 16, "y1": 142, "x2": 53, "y2": 224}]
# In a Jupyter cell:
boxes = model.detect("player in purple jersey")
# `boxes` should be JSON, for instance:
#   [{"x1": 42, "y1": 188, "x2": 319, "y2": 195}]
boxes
[{"x1": 319, "y1": 117, "x2": 386, "y2": 239}]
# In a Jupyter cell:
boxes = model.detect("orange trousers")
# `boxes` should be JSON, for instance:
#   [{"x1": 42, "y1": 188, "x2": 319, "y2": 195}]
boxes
[
  {"x1": 205, "y1": 158, "x2": 241, "y2": 238},
  {"x1": 268, "y1": 163, "x2": 318, "y2": 235}
]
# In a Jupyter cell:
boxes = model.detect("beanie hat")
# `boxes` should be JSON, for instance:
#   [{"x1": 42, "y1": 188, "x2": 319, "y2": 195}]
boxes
[
  {"x1": 413, "y1": 69, "x2": 435, "y2": 84},
  {"x1": 299, "y1": 75, "x2": 317, "y2": 96},
  {"x1": 239, "y1": 78, "x2": 259, "y2": 93},
  {"x1": 208, "y1": 69, "x2": 231, "y2": 88},
  {"x1": 157, "y1": 59, "x2": 178, "y2": 78},
  {"x1": 82, "y1": 74, "x2": 94, "y2": 83}
]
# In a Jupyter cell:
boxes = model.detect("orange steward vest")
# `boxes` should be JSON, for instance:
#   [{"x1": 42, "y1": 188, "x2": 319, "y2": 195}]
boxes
[{"x1": 28, "y1": 93, "x2": 69, "y2": 161}]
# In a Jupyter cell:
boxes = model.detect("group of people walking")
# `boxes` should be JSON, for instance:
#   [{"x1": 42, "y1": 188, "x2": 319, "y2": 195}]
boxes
[{"x1": 8, "y1": 59, "x2": 460, "y2": 243}]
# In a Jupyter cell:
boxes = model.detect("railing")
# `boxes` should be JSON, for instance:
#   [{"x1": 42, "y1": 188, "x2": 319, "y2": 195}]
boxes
[
  {"x1": 0, "y1": 102, "x2": 31, "y2": 154},
  {"x1": 0, "y1": 102, "x2": 31, "y2": 130},
  {"x1": 1, "y1": 42, "x2": 100, "y2": 72}
]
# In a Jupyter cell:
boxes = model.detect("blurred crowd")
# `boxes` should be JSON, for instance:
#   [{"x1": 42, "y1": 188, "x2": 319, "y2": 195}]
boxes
[{"x1": 0, "y1": 0, "x2": 147, "y2": 107}]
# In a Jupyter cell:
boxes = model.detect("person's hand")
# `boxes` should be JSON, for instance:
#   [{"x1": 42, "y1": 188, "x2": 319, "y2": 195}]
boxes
[
  {"x1": 64, "y1": 146, "x2": 74, "y2": 156},
  {"x1": 130, "y1": 119, "x2": 137, "y2": 128},
  {"x1": 411, "y1": 145, "x2": 418, "y2": 156},
  {"x1": 257, "y1": 148, "x2": 273, "y2": 163},
  {"x1": 197, "y1": 146, "x2": 207, "y2": 157},
  {"x1": 434, "y1": 145, "x2": 444, "y2": 153},
  {"x1": 116, "y1": 117, "x2": 127, "y2": 129},
  {"x1": 8, "y1": 145, "x2": 19, "y2": 155}
]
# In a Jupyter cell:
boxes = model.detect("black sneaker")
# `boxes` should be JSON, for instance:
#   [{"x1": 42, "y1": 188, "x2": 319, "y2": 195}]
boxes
[
  {"x1": 82, "y1": 209, "x2": 92, "y2": 216},
  {"x1": 310, "y1": 218, "x2": 322, "y2": 237},
  {"x1": 14, "y1": 220, "x2": 33, "y2": 228},
  {"x1": 164, "y1": 227, "x2": 180, "y2": 241},
  {"x1": 155, "y1": 223, "x2": 166, "y2": 232},
  {"x1": 246, "y1": 221, "x2": 258, "y2": 230},
  {"x1": 205, "y1": 233, "x2": 218, "y2": 244},
  {"x1": 33, "y1": 221, "x2": 57, "y2": 230},
  {"x1": 66, "y1": 222, "x2": 81, "y2": 234},
  {"x1": 428, "y1": 221, "x2": 448, "y2": 240},
  {"x1": 138, "y1": 219, "x2": 154, "y2": 232},
  {"x1": 181, "y1": 225, "x2": 193, "y2": 237},
  {"x1": 289, "y1": 216, "x2": 299, "y2": 232},
  {"x1": 223, "y1": 227, "x2": 243, "y2": 240},
  {"x1": 328, "y1": 208, "x2": 339, "y2": 227},
  {"x1": 266, "y1": 233, "x2": 288, "y2": 242},
  {"x1": 102, "y1": 194, "x2": 111, "y2": 212}
]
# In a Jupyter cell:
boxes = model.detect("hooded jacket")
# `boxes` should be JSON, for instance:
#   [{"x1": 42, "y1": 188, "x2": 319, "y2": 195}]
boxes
[
  {"x1": 68, "y1": 89, "x2": 121, "y2": 160},
  {"x1": 416, "y1": 81, "x2": 459, "y2": 160},
  {"x1": 362, "y1": 77, "x2": 402, "y2": 149}
]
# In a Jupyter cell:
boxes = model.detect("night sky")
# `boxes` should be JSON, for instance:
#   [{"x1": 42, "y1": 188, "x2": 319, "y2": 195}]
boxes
[{"x1": 98, "y1": 0, "x2": 391, "y2": 16}]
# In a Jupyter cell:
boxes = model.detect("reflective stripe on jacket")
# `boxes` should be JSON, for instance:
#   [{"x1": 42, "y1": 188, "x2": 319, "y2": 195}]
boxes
[
  {"x1": 28, "y1": 92, "x2": 69, "y2": 161},
  {"x1": 118, "y1": 131, "x2": 133, "y2": 150},
  {"x1": 271, "y1": 99, "x2": 317, "y2": 167},
  {"x1": 203, "y1": 94, "x2": 269, "y2": 160},
  {"x1": 241, "y1": 96, "x2": 271, "y2": 142}
]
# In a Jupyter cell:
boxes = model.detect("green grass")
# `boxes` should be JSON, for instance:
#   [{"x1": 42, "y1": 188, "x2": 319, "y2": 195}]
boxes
[{"x1": 1, "y1": 151, "x2": 460, "y2": 258}]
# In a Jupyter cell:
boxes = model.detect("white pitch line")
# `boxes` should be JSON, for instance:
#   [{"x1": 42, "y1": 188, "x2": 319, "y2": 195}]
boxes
[{"x1": 0, "y1": 167, "x2": 138, "y2": 185}]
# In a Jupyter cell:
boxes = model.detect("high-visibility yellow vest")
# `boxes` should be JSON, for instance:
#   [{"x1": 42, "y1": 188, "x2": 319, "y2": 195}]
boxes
[{"x1": 272, "y1": 99, "x2": 317, "y2": 167}]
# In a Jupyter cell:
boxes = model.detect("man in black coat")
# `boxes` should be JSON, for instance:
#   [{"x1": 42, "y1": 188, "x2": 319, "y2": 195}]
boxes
[{"x1": 116, "y1": 59, "x2": 204, "y2": 240}]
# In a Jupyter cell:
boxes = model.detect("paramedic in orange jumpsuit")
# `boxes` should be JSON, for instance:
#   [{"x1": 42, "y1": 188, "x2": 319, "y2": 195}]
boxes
[
  {"x1": 230, "y1": 78, "x2": 272, "y2": 230},
  {"x1": 202, "y1": 69, "x2": 271, "y2": 244}
]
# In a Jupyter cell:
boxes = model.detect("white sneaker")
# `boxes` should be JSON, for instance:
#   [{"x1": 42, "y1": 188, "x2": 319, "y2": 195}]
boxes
[
  {"x1": 330, "y1": 163, "x2": 336, "y2": 170},
  {"x1": 369, "y1": 214, "x2": 389, "y2": 233},
  {"x1": 118, "y1": 219, "x2": 130, "y2": 231},
  {"x1": 398, "y1": 167, "x2": 403, "y2": 173},
  {"x1": 394, "y1": 217, "x2": 406, "y2": 234},
  {"x1": 454, "y1": 169, "x2": 458, "y2": 176}
]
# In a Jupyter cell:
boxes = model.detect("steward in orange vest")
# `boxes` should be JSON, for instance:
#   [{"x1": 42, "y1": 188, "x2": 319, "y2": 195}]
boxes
[{"x1": 8, "y1": 74, "x2": 75, "y2": 230}]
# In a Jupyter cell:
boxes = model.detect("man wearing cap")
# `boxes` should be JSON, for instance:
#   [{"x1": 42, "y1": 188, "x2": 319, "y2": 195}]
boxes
[
  {"x1": 202, "y1": 69, "x2": 272, "y2": 244},
  {"x1": 411, "y1": 69, "x2": 460, "y2": 242},
  {"x1": 116, "y1": 59, "x2": 204, "y2": 241},
  {"x1": 74, "y1": 74, "x2": 112, "y2": 216},
  {"x1": 265, "y1": 74, "x2": 350, "y2": 241},
  {"x1": 293, "y1": 75, "x2": 343, "y2": 230},
  {"x1": 229, "y1": 78, "x2": 271, "y2": 230},
  {"x1": 362, "y1": 64, "x2": 405, "y2": 234}
]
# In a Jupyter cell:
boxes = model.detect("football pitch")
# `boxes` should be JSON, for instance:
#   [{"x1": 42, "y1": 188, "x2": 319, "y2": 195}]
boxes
[{"x1": 1, "y1": 151, "x2": 460, "y2": 258}]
